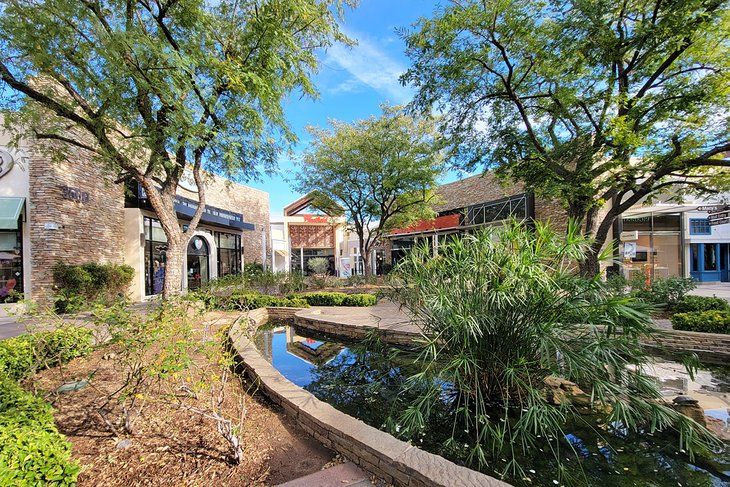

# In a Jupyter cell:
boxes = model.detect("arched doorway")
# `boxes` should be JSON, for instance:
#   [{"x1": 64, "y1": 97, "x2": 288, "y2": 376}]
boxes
[{"x1": 187, "y1": 235, "x2": 209, "y2": 290}]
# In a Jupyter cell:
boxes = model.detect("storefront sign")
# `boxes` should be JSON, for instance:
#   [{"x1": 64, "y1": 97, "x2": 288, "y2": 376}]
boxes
[
  {"x1": 61, "y1": 185, "x2": 90, "y2": 203},
  {"x1": 303, "y1": 215, "x2": 331, "y2": 223},
  {"x1": 135, "y1": 184, "x2": 254, "y2": 231}
]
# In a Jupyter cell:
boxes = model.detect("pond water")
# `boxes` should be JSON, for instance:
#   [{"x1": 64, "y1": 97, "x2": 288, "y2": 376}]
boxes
[{"x1": 253, "y1": 324, "x2": 730, "y2": 487}]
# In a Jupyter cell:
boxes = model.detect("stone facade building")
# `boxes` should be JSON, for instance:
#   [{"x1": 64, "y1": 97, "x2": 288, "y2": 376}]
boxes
[{"x1": 0, "y1": 126, "x2": 270, "y2": 306}]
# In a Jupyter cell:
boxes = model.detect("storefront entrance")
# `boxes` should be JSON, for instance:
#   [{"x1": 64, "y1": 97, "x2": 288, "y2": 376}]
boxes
[
  {"x1": 187, "y1": 236, "x2": 209, "y2": 290},
  {"x1": 691, "y1": 243, "x2": 730, "y2": 282}
]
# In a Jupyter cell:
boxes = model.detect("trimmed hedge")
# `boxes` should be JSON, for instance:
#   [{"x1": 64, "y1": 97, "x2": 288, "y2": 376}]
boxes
[
  {"x1": 671, "y1": 310, "x2": 730, "y2": 334},
  {"x1": 0, "y1": 377, "x2": 79, "y2": 486},
  {"x1": 671, "y1": 295, "x2": 729, "y2": 314},
  {"x1": 220, "y1": 293, "x2": 310, "y2": 310},
  {"x1": 53, "y1": 262, "x2": 134, "y2": 313},
  {"x1": 0, "y1": 327, "x2": 94, "y2": 381},
  {"x1": 290, "y1": 292, "x2": 377, "y2": 307}
]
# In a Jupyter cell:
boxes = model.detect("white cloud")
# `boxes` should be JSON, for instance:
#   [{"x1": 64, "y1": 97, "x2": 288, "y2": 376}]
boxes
[{"x1": 325, "y1": 30, "x2": 412, "y2": 104}]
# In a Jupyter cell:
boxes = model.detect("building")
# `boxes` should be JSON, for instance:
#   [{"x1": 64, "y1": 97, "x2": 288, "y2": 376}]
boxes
[
  {"x1": 0, "y1": 128, "x2": 270, "y2": 306},
  {"x1": 272, "y1": 193, "x2": 346, "y2": 275},
  {"x1": 387, "y1": 173, "x2": 730, "y2": 283},
  {"x1": 388, "y1": 173, "x2": 567, "y2": 265}
]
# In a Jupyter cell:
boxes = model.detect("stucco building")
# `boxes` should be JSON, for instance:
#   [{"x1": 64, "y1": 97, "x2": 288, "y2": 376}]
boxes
[{"x1": 0, "y1": 128, "x2": 270, "y2": 306}]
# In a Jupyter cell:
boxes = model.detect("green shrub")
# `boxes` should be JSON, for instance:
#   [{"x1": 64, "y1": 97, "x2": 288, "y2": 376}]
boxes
[
  {"x1": 294, "y1": 292, "x2": 347, "y2": 306},
  {"x1": 671, "y1": 295, "x2": 729, "y2": 314},
  {"x1": 0, "y1": 377, "x2": 79, "y2": 486},
  {"x1": 671, "y1": 310, "x2": 730, "y2": 334},
  {"x1": 342, "y1": 293, "x2": 377, "y2": 306},
  {"x1": 0, "y1": 327, "x2": 94, "y2": 380},
  {"x1": 243, "y1": 262, "x2": 264, "y2": 278},
  {"x1": 307, "y1": 257, "x2": 330, "y2": 275},
  {"x1": 222, "y1": 293, "x2": 309, "y2": 310},
  {"x1": 53, "y1": 262, "x2": 134, "y2": 312},
  {"x1": 630, "y1": 275, "x2": 697, "y2": 306}
]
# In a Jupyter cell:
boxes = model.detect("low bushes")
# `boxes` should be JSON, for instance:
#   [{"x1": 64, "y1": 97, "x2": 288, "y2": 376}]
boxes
[
  {"x1": 218, "y1": 293, "x2": 310, "y2": 310},
  {"x1": 53, "y1": 262, "x2": 134, "y2": 313},
  {"x1": 291, "y1": 292, "x2": 377, "y2": 307},
  {"x1": 630, "y1": 276, "x2": 697, "y2": 306},
  {"x1": 671, "y1": 310, "x2": 730, "y2": 334},
  {"x1": 0, "y1": 327, "x2": 94, "y2": 380},
  {"x1": 0, "y1": 378, "x2": 79, "y2": 486},
  {"x1": 671, "y1": 295, "x2": 729, "y2": 314},
  {"x1": 0, "y1": 327, "x2": 93, "y2": 486}
]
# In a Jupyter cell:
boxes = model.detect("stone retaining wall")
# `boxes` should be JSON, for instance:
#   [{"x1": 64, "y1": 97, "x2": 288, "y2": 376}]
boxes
[
  {"x1": 295, "y1": 312, "x2": 730, "y2": 364},
  {"x1": 228, "y1": 307, "x2": 509, "y2": 487},
  {"x1": 641, "y1": 329, "x2": 730, "y2": 364}
]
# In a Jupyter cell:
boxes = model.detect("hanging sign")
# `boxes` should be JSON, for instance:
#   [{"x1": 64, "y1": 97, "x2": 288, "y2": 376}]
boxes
[{"x1": 697, "y1": 205, "x2": 730, "y2": 213}]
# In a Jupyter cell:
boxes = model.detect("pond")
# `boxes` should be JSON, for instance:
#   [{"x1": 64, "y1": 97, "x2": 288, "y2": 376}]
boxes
[{"x1": 252, "y1": 324, "x2": 730, "y2": 487}]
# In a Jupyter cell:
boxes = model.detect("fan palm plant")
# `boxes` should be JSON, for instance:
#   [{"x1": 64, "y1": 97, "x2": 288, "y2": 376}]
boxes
[{"x1": 388, "y1": 220, "x2": 720, "y2": 483}]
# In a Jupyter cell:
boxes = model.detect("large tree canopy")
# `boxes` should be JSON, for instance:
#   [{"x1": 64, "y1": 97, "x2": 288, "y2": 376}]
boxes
[
  {"x1": 296, "y1": 105, "x2": 443, "y2": 276},
  {"x1": 0, "y1": 0, "x2": 352, "y2": 295},
  {"x1": 402, "y1": 0, "x2": 730, "y2": 275}
]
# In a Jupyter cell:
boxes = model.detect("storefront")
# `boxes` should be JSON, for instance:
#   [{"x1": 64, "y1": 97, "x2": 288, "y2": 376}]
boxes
[
  {"x1": 0, "y1": 198, "x2": 24, "y2": 303},
  {"x1": 619, "y1": 213, "x2": 683, "y2": 281}
]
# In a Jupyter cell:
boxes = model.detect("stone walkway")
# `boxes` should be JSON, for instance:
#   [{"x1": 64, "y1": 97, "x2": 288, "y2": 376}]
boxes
[
  {"x1": 689, "y1": 283, "x2": 730, "y2": 300},
  {"x1": 297, "y1": 299, "x2": 419, "y2": 334},
  {"x1": 276, "y1": 462, "x2": 372, "y2": 487}
]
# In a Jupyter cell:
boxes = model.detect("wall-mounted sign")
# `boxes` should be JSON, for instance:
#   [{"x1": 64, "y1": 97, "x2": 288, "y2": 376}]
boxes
[
  {"x1": 697, "y1": 205, "x2": 730, "y2": 213},
  {"x1": 620, "y1": 230, "x2": 639, "y2": 241},
  {"x1": 61, "y1": 185, "x2": 90, "y2": 203},
  {"x1": 0, "y1": 149, "x2": 15, "y2": 179},
  {"x1": 623, "y1": 242, "x2": 637, "y2": 259},
  {"x1": 44, "y1": 222, "x2": 60, "y2": 230},
  {"x1": 303, "y1": 215, "x2": 331, "y2": 224}
]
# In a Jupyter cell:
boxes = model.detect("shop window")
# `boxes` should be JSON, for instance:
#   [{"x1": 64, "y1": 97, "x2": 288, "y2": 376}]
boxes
[
  {"x1": 0, "y1": 230, "x2": 22, "y2": 303},
  {"x1": 187, "y1": 236, "x2": 209, "y2": 290},
  {"x1": 215, "y1": 231, "x2": 242, "y2": 277},
  {"x1": 144, "y1": 217, "x2": 168, "y2": 296},
  {"x1": 689, "y1": 218, "x2": 711, "y2": 235},
  {"x1": 691, "y1": 243, "x2": 699, "y2": 272}
]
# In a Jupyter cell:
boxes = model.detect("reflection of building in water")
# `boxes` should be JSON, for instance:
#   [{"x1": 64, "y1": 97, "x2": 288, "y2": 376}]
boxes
[{"x1": 285, "y1": 326, "x2": 342, "y2": 366}]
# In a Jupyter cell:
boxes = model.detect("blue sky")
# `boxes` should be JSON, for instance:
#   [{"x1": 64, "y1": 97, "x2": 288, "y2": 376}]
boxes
[{"x1": 244, "y1": 0, "x2": 471, "y2": 220}]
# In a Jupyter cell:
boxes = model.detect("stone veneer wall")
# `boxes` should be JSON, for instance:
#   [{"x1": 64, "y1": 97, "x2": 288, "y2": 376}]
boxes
[
  {"x1": 179, "y1": 174, "x2": 270, "y2": 268},
  {"x1": 28, "y1": 142, "x2": 126, "y2": 306},
  {"x1": 229, "y1": 308, "x2": 509, "y2": 487}
]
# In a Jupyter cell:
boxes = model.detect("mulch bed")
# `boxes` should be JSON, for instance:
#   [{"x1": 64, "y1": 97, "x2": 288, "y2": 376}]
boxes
[{"x1": 25, "y1": 313, "x2": 335, "y2": 486}]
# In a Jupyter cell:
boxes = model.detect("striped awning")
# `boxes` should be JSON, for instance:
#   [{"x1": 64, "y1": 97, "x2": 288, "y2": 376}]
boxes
[{"x1": 0, "y1": 197, "x2": 24, "y2": 230}]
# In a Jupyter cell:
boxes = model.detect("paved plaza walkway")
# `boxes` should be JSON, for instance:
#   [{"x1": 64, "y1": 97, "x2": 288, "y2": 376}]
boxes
[
  {"x1": 297, "y1": 299, "x2": 419, "y2": 334},
  {"x1": 689, "y1": 283, "x2": 730, "y2": 300}
]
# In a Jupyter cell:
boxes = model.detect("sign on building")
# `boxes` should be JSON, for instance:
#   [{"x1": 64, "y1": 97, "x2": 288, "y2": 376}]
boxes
[
  {"x1": 623, "y1": 242, "x2": 637, "y2": 259},
  {"x1": 340, "y1": 257, "x2": 352, "y2": 278}
]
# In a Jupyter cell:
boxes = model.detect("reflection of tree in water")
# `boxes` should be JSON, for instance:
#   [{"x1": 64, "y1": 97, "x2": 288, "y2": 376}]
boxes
[
  {"x1": 304, "y1": 339, "x2": 729, "y2": 486},
  {"x1": 303, "y1": 341, "x2": 455, "y2": 453}
]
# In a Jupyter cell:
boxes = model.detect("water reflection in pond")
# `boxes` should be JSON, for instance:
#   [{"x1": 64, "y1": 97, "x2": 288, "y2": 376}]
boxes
[{"x1": 253, "y1": 324, "x2": 730, "y2": 487}]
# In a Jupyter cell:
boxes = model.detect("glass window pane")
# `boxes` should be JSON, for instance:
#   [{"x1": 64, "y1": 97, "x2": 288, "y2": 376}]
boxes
[{"x1": 150, "y1": 219, "x2": 167, "y2": 243}]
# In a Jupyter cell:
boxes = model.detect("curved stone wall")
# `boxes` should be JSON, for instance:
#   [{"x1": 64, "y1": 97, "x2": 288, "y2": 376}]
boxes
[{"x1": 228, "y1": 307, "x2": 509, "y2": 487}]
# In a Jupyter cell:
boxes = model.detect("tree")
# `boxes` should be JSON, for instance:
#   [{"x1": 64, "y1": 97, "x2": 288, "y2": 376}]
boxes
[
  {"x1": 296, "y1": 105, "x2": 443, "y2": 276},
  {"x1": 0, "y1": 0, "x2": 351, "y2": 296},
  {"x1": 402, "y1": 0, "x2": 730, "y2": 276}
]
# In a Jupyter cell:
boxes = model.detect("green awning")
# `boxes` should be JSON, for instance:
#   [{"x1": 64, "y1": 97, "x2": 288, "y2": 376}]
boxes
[{"x1": 0, "y1": 197, "x2": 24, "y2": 230}]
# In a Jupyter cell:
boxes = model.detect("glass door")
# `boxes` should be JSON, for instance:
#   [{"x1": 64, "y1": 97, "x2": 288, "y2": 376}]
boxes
[{"x1": 187, "y1": 236, "x2": 209, "y2": 290}]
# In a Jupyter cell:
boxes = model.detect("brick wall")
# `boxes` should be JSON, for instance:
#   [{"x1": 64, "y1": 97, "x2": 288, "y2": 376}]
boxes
[
  {"x1": 28, "y1": 141, "x2": 126, "y2": 306},
  {"x1": 289, "y1": 223, "x2": 336, "y2": 249}
]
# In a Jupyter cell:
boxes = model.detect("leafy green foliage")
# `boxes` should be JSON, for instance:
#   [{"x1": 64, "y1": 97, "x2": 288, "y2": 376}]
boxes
[
  {"x1": 52, "y1": 262, "x2": 134, "y2": 312},
  {"x1": 631, "y1": 276, "x2": 697, "y2": 307},
  {"x1": 0, "y1": 377, "x2": 79, "y2": 486},
  {"x1": 293, "y1": 292, "x2": 346, "y2": 306},
  {"x1": 388, "y1": 220, "x2": 719, "y2": 480},
  {"x1": 307, "y1": 257, "x2": 330, "y2": 276},
  {"x1": 672, "y1": 295, "x2": 730, "y2": 314},
  {"x1": 672, "y1": 310, "x2": 730, "y2": 334},
  {"x1": 0, "y1": 0, "x2": 352, "y2": 296},
  {"x1": 0, "y1": 327, "x2": 94, "y2": 380},
  {"x1": 402, "y1": 0, "x2": 730, "y2": 275},
  {"x1": 297, "y1": 105, "x2": 444, "y2": 275},
  {"x1": 219, "y1": 292, "x2": 309, "y2": 310}
]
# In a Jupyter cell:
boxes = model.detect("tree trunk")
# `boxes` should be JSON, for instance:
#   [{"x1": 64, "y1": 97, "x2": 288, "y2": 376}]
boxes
[
  {"x1": 578, "y1": 249, "x2": 601, "y2": 278},
  {"x1": 360, "y1": 242, "x2": 371, "y2": 277},
  {"x1": 163, "y1": 235, "x2": 186, "y2": 297}
]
